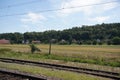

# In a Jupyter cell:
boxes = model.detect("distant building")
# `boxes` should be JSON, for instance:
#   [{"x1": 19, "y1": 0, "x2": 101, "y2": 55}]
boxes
[
  {"x1": 32, "y1": 40, "x2": 41, "y2": 44},
  {"x1": 22, "y1": 40, "x2": 25, "y2": 44},
  {"x1": 0, "y1": 39, "x2": 10, "y2": 44},
  {"x1": 22, "y1": 40, "x2": 29, "y2": 44},
  {"x1": 97, "y1": 39, "x2": 101, "y2": 43}
]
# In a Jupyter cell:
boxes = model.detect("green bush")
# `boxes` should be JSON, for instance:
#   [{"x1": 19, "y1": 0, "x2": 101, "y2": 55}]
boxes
[
  {"x1": 92, "y1": 40, "x2": 97, "y2": 45},
  {"x1": 98, "y1": 42, "x2": 103, "y2": 45},
  {"x1": 107, "y1": 40, "x2": 112, "y2": 45},
  {"x1": 112, "y1": 36, "x2": 120, "y2": 45},
  {"x1": 29, "y1": 44, "x2": 41, "y2": 53}
]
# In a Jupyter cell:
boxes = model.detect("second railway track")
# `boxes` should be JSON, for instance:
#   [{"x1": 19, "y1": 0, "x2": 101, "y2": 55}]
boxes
[{"x1": 0, "y1": 57, "x2": 119, "y2": 80}]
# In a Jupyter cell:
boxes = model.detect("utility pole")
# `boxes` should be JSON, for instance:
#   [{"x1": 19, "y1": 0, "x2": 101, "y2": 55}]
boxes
[
  {"x1": 49, "y1": 39, "x2": 52, "y2": 55},
  {"x1": 48, "y1": 39, "x2": 55, "y2": 55}
]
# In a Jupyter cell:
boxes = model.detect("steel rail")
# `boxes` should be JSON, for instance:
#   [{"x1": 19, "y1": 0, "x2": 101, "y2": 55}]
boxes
[{"x1": 0, "y1": 57, "x2": 119, "y2": 79}]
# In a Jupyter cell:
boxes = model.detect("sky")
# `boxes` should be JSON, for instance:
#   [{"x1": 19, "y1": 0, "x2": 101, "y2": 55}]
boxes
[{"x1": 0, "y1": 0, "x2": 120, "y2": 33}]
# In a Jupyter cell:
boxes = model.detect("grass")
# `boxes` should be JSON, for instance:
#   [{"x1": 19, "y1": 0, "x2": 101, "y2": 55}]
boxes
[
  {"x1": 0, "y1": 62, "x2": 112, "y2": 80},
  {"x1": 0, "y1": 47, "x2": 120, "y2": 74},
  {"x1": 0, "y1": 44, "x2": 120, "y2": 69},
  {"x1": 0, "y1": 46, "x2": 120, "y2": 67},
  {"x1": 0, "y1": 45, "x2": 120, "y2": 79}
]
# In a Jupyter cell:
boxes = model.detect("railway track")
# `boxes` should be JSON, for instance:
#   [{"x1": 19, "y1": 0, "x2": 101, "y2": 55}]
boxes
[
  {"x1": 0, "y1": 57, "x2": 119, "y2": 80},
  {"x1": 0, "y1": 68, "x2": 61, "y2": 80},
  {"x1": 0, "y1": 72, "x2": 28, "y2": 80},
  {"x1": 0, "y1": 68, "x2": 46, "y2": 80}
]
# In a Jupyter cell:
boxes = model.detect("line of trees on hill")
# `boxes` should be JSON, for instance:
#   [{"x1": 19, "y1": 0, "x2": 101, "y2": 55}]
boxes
[{"x1": 0, "y1": 23, "x2": 120, "y2": 45}]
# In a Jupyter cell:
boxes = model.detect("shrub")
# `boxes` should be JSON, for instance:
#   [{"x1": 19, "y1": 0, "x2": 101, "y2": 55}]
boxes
[
  {"x1": 107, "y1": 40, "x2": 112, "y2": 45},
  {"x1": 92, "y1": 40, "x2": 97, "y2": 45},
  {"x1": 29, "y1": 44, "x2": 41, "y2": 53},
  {"x1": 98, "y1": 42, "x2": 103, "y2": 45},
  {"x1": 112, "y1": 36, "x2": 120, "y2": 45},
  {"x1": 85, "y1": 41, "x2": 92, "y2": 45}
]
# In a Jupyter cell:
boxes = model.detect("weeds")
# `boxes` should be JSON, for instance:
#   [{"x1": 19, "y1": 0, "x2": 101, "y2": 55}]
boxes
[
  {"x1": 29, "y1": 44, "x2": 41, "y2": 53},
  {"x1": 0, "y1": 48, "x2": 11, "y2": 53}
]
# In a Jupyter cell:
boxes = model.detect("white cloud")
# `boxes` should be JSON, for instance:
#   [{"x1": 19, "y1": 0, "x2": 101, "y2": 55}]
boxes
[
  {"x1": 88, "y1": 16, "x2": 110, "y2": 22},
  {"x1": 58, "y1": 0, "x2": 119, "y2": 16},
  {"x1": 102, "y1": 2, "x2": 119, "y2": 11},
  {"x1": 60, "y1": 0, "x2": 96, "y2": 15},
  {"x1": 21, "y1": 12, "x2": 46, "y2": 23}
]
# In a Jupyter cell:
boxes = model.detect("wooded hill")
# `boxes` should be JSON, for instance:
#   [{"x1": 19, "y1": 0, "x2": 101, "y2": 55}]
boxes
[{"x1": 0, "y1": 23, "x2": 120, "y2": 45}]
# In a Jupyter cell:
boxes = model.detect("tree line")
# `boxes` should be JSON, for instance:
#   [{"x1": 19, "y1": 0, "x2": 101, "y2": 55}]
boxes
[{"x1": 0, "y1": 23, "x2": 120, "y2": 45}]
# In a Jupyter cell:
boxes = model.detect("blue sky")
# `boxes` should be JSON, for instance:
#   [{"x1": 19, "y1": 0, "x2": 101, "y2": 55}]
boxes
[{"x1": 0, "y1": 0, "x2": 120, "y2": 33}]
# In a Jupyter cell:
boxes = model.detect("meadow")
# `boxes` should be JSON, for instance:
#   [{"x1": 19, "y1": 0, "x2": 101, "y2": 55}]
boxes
[{"x1": 0, "y1": 44, "x2": 120, "y2": 72}]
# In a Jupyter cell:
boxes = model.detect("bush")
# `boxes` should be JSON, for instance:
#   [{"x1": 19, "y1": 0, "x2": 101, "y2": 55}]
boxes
[
  {"x1": 85, "y1": 41, "x2": 92, "y2": 45},
  {"x1": 107, "y1": 40, "x2": 112, "y2": 45},
  {"x1": 112, "y1": 37, "x2": 120, "y2": 45},
  {"x1": 29, "y1": 44, "x2": 41, "y2": 53},
  {"x1": 92, "y1": 40, "x2": 97, "y2": 45},
  {"x1": 98, "y1": 42, "x2": 103, "y2": 45}
]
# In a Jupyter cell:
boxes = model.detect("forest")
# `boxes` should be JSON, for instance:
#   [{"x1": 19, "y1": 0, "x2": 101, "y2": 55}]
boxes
[{"x1": 0, "y1": 23, "x2": 120, "y2": 45}]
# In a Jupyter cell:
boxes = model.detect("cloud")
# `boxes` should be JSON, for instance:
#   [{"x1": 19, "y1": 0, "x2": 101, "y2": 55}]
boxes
[
  {"x1": 58, "y1": 0, "x2": 119, "y2": 16},
  {"x1": 60, "y1": 0, "x2": 96, "y2": 15},
  {"x1": 102, "y1": 1, "x2": 119, "y2": 11},
  {"x1": 21, "y1": 12, "x2": 46, "y2": 23},
  {"x1": 88, "y1": 16, "x2": 110, "y2": 22}
]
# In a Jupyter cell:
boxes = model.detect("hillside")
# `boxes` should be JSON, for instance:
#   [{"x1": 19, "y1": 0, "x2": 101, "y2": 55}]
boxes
[{"x1": 0, "y1": 23, "x2": 120, "y2": 44}]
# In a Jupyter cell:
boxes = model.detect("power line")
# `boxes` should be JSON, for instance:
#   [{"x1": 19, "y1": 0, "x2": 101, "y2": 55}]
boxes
[
  {"x1": 0, "y1": 0, "x2": 43, "y2": 9},
  {"x1": 64, "y1": 0, "x2": 119, "y2": 9},
  {"x1": 0, "y1": 0, "x2": 119, "y2": 17}
]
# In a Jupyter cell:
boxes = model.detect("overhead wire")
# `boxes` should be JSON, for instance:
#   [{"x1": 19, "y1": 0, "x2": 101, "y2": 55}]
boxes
[
  {"x1": 0, "y1": 0, "x2": 43, "y2": 9},
  {"x1": 0, "y1": 0, "x2": 119, "y2": 17}
]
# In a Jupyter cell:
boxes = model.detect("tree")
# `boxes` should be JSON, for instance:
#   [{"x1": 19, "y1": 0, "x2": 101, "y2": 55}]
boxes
[
  {"x1": 112, "y1": 37, "x2": 120, "y2": 45},
  {"x1": 107, "y1": 40, "x2": 112, "y2": 45},
  {"x1": 0, "y1": 23, "x2": 120, "y2": 44},
  {"x1": 92, "y1": 40, "x2": 97, "y2": 45}
]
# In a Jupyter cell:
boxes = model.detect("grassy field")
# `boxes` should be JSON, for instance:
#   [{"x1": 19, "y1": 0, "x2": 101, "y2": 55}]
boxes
[
  {"x1": 0, "y1": 44, "x2": 120, "y2": 67},
  {"x1": 0, "y1": 44, "x2": 120, "y2": 79},
  {"x1": 0, "y1": 44, "x2": 120, "y2": 72},
  {"x1": 0, "y1": 62, "x2": 112, "y2": 80}
]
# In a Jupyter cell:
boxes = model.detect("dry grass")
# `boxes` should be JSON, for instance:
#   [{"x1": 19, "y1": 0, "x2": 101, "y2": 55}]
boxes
[
  {"x1": 0, "y1": 44, "x2": 119, "y2": 61},
  {"x1": 39, "y1": 45, "x2": 120, "y2": 63},
  {"x1": 0, "y1": 44, "x2": 120, "y2": 71}
]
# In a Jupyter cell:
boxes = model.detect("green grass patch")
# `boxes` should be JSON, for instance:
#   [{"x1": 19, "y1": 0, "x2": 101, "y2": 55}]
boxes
[
  {"x1": 0, "y1": 62, "x2": 110, "y2": 80},
  {"x1": 0, "y1": 48, "x2": 12, "y2": 53}
]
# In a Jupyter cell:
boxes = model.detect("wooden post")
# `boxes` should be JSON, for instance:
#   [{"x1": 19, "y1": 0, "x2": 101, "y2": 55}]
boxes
[{"x1": 49, "y1": 39, "x2": 52, "y2": 55}]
